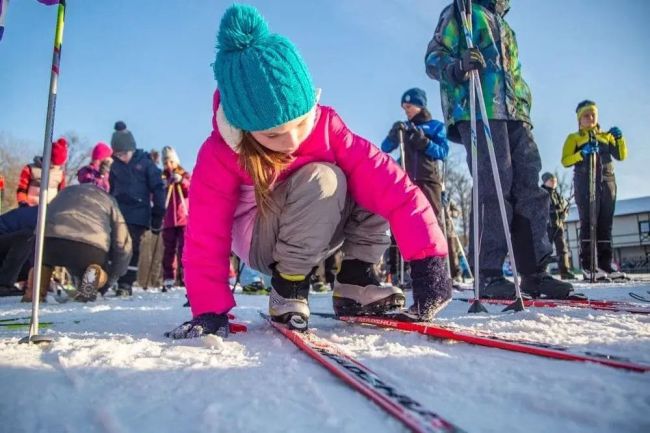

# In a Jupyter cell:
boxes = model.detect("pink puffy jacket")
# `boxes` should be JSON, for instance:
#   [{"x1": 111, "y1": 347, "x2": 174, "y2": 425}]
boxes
[{"x1": 184, "y1": 91, "x2": 447, "y2": 317}]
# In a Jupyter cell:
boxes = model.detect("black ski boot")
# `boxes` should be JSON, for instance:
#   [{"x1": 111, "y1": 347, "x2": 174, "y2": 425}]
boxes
[
  {"x1": 115, "y1": 283, "x2": 132, "y2": 297},
  {"x1": 480, "y1": 275, "x2": 516, "y2": 299},
  {"x1": 333, "y1": 259, "x2": 405, "y2": 316},
  {"x1": 521, "y1": 272, "x2": 573, "y2": 299}
]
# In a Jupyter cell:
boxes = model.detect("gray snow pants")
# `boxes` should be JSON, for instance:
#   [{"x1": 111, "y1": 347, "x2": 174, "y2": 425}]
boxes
[
  {"x1": 457, "y1": 120, "x2": 552, "y2": 276},
  {"x1": 249, "y1": 163, "x2": 390, "y2": 276}
]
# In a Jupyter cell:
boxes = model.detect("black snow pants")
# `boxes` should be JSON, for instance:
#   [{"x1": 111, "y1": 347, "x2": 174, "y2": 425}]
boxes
[
  {"x1": 573, "y1": 171, "x2": 616, "y2": 271},
  {"x1": 457, "y1": 120, "x2": 552, "y2": 278},
  {"x1": 0, "y1": 230, "x2": 34, "y2": 288}
]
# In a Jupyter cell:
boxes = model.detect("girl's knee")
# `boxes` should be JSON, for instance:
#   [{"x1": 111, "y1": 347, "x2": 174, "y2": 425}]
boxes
[{"x1": 291, "y1": 163, "x2": 346, "y2": 198}]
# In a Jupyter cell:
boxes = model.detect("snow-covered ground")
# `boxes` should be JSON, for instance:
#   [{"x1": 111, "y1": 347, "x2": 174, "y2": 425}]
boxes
[{"x1": 1, "y1": 279, "x2": 650, "y2": 433}]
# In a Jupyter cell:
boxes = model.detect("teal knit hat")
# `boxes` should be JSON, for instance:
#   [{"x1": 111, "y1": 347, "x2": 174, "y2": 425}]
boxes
[{"x1": 213, "y1": 4, "x2": 316, "y2": 132}]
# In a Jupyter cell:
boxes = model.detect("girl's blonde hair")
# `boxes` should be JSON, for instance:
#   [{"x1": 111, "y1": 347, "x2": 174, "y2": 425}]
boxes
[{"x1": 237, "y1": 132, "x2": 292, "y2": 214}]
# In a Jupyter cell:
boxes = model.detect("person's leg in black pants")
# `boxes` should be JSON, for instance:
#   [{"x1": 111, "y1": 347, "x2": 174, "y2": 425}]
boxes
[
  {"x1": 0, "y1": 230, "x2": 34, "y2": 294},
  {"x1": 117, "y1": 225, "x2": 147, "y2": 295}
]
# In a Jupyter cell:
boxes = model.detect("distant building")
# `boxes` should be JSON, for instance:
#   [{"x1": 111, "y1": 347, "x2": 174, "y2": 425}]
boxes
[{"x1": 565, "y1": 196, "x2": 650, "y2": 273}]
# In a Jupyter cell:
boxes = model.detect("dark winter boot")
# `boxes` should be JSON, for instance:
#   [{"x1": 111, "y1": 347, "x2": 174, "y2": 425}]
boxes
[
  {"x1": 242, "y1": 280, "x2": 268, "y2": 295},
  {"x1": 407, "y1": 256, "x2": 452, "y2": 321},
  {"x1": 71, "y1": 264, "x2": 108, "y2": 302},
  {"x1": 521, "y1": 272, "x2": 573, "y2": 299},
  {"x1": 560, "y1": 271, "x2": 577, "y2": 280},
  {"x1": 165, "y1": 312, "x2": 229, "y2": 339},
  {"x1": 269, "y1": 269, "x2": 312, "y2": 325},
  {"x1": 115, "y1": 283, "x2": 133, "y2": 297},
  {"x1": 598, "y1": 264, "x2": 627, "y2": 280},
  {"x1": 480, "y1": 274, "x2": 516, "y2": 299},
  {"x1": 333, "y1": 259, "x2": 405, "y2": 316}
]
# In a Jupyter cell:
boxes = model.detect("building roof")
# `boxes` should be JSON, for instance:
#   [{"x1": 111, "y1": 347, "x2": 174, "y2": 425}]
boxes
[{"x1": 567, "y1": 195, "x2": 650, "y2": 222}]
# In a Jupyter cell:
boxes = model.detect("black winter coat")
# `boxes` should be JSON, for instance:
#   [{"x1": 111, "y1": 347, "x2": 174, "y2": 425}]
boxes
[{"x1": 109, "y1": 150, "x2": 165, "y2": 228}]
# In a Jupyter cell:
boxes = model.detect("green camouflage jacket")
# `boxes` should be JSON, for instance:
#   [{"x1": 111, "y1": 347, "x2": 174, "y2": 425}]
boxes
[{"x1": 425, "y1": 0, "x2": 531, "y2": 143}]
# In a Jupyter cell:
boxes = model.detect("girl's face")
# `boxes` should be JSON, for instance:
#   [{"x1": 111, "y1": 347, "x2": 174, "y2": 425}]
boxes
[
  {"x1": 402, "y1": 102, "x2": 422, "y2": 121},
  {"x1": 579, "y1": 109, "x2": 597, "y2": 130},
  {"x1": 250, "y1": 109, "x2": 315, "y2": 154},
  {"x1": 164, "y1": 159, "x2": 178, "y2": 171}
]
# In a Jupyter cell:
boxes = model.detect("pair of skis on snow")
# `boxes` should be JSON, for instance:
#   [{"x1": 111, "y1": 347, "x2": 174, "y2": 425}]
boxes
[
  {"x1": 454, "y1": 296, "x2": 650, "y2": 315},
  {"x1": 260, "y1": 309, "x2": 650, "y2": 433}
]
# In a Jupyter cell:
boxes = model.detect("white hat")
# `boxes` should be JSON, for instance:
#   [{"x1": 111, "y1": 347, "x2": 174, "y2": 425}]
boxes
[{"x1": 162, "y1": 146, "x2": 180, "y2": 164}]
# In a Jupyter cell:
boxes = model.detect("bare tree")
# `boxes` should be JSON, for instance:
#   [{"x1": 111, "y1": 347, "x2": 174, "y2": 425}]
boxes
[
  {"x1": 553, "y1": 168, "x2": 573, "y2": 205},
  {"x1": 61, "y1": 131, "x2": 92, "y2": 185},
  {"x1": 0, "y1": 133, "x2": 36, "y2": 212},
  {"x1": 0, "y1": 131, "x2": 91, "y2": 213},
  {"x1": 444, "y1": 154, "x2": 472, "y2": 246}
]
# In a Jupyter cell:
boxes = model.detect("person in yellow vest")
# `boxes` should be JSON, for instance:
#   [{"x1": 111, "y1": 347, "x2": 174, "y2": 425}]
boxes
[
  {"x1": 561, "y1": 100, "x2": 628, "y2": 281},
  {"x1": 16, "y1": 137, "x2": 68, "y2": 207}
]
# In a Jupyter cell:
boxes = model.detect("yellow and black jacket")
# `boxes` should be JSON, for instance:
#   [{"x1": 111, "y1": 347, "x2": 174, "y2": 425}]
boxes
[{"x1": 561, "y1": 127, "x2": 627, "y2": 180}]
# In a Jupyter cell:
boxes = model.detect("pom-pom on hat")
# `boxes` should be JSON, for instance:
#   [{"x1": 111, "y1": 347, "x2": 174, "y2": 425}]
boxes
[
  {"x1": 162, "y1": 146, "x2": 180, "y2": 164},
  {"x1": 92, "y1": 142, "x2": 113, "y2": 161},
  {"x1": 213, "y1": 4, "x2": 316, "y2": 132},
  {"x1": 51, "y1": 137, "x2": 68, "y2": 165},
  {"x1": 111, "y1": 120, "x2": 137, "y2": 153},
  {"x1": 401, "y1": 88, "x2": 427, "y2": 108}
]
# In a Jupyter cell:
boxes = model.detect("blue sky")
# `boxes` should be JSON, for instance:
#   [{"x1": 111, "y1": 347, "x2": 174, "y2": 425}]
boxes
[{"x1": 1, "y1": 0, "x2": 649, "y2": 199}]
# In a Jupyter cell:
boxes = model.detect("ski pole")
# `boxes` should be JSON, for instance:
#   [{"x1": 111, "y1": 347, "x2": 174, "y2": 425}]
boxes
[
  {"x1": 21, "y1": 0, "x2": 66, "y2": 345},
  {"x1": 438, "y1": 161, "x2": 452, "y2": 277},
  {"x1": 176, "y1": 183, "x2": 188, "y2": 216},
  {"x1": 448, "y1": 213, "x2": 473, "y2": 280},
  {"x1": 588, "y1": 132, "x2": 598, "y2": 283},
  {"x1": 397, "y1": 127, "x2": 406, "y2": 287},
  {"x1": 457, "y1": 0, "x2": 487, "y2": 313},
  {"x1": 457, "y1": 0, "x2": 523, "y2": 312},
  {"x1": 144, "y1": 184, "x2": 173, "y2": 290}
]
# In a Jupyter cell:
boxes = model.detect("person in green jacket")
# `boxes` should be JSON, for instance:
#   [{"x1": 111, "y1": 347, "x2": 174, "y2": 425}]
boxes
[
  {"x1": 561, "y1": 100, "x2": 627, "y2": 281},
  {"x1": 425, "y1": 0, "x2": 574, "y2": 299}
]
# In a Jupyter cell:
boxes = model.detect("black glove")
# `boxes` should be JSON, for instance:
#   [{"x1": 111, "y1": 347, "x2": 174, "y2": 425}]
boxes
[
  {"x1": 451, "y1": 48, "x2": 486, "y2": 83},
  {"x1": 460, "y1": 48, "x2": 486, "y2": 73},
  {"x1": 406, "y1": 127, "x2": 429, "y2": 151},
  {"x1": 151, "y1": 213, "x2": 163, "y2": 234},
  {"x1": 409, "y1": 256, "x2": 452, "y2": 321},
  {"x1": 388, "y1": 121, "x2": 406, "y2": 144},
  {"x1": 165, "y1": 313, "x2": 229, "y2": 339}
]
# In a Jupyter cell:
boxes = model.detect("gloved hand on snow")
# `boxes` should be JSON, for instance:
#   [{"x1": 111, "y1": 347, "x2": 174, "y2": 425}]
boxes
[
  {"x1": 165, "y1": 312, "x2": 229, "y2": 339},
  {"x1": 407, "y1": 256, "x2": 452, "y2": 321}
]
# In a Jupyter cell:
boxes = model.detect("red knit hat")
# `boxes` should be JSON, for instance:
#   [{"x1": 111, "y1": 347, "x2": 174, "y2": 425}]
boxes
[
  {"x1": 92, "y1": 142, "x2": 113, "y2": 161},
  {"x1": 51, "y1": 137, "x2": 68, "y2": 165}
]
